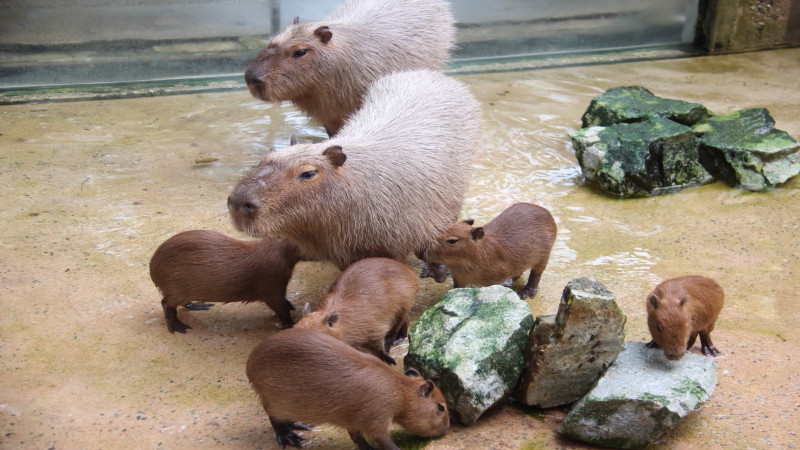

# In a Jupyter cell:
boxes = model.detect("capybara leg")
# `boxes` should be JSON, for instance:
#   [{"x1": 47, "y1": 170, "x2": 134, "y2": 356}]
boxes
[
  {"x1": 378, "y1": 347, "x2": 397, "y2": 366},
  {"x1": 519, "y1": 270, "x2": 542, "y2": 299},
  {"x1": 184, "y1": 302, "x2": 213, "y2": 311},
  {"x1": 371, "y1": 433, "x2": 401, "y2": 450},
  {"x1": 645, "y1": 340, "x2": 659, "y2": 348},
  {"x1": 394, "y1": 320, "x2": 409, "y2": 344},
  {"x1": 686, "y1": 332, "x2": 699, "y2": 350},
  {"x1": 269, "y1": 417, "x2": 310, "y2": 448},
  {"x1": 699, "y1": 331, "x2": 720, "y2": 356},
  {"x1": 271, "y1": 299, "x2": 296, "y2": 329},
  {"x1": 162, "y1": 299, "x2": 191, "y2": 334},
  {"x1": 348, "y1": 431, "x2": 379, "y2": 450}
]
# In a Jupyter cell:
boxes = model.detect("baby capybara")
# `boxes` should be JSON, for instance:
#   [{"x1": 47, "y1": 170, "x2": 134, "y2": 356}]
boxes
[
  {"x1": 228, "y1": 70, "x2": 481, "y2": 270},
  {"x1": 247, "y1": 328, "x2": 449, "y2": 449},
  {"x1": 244, "y1": 0, "x2": 454, "y2": 136},
  {"x1": 426, "y1": 202, "x2": 557, "y2": 299},
  {"x1": 295, "y1": 258, "x2": 418, "y2": 364},
  {"x1": 149, "y1": 230, "x2": 303, "y2": 333},
  {"x1": 646, "y1": 275, "x2": 724, "y2": 360}
]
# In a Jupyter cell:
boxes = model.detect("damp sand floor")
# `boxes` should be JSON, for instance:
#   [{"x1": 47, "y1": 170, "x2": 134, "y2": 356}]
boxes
[{"x1": 1, "y1": 47, "x2": 799, "y2": 449}]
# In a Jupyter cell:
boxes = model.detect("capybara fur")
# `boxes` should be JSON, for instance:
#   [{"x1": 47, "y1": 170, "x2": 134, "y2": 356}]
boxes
[
  {"x1": 295, "y1": 258, "x2": 418, "y2": 364},
  {"x1": 149, "y1": 230, "x2": 304, "y2": 333},
  {"x1": 246, "y1": 328, "x2": 449, "y2": 449},
  {"x1": 426, "y1": 203, "x2": 557, "y2": 299},
  {"x1": 228, "y1": 70, "x2": 481, "y2": 270},
  {"x1": 646, "y1": 275, "x2": 724, "y2": 360},
  {"x1": 244, "y1": 0, "x2": 455, "y2": 136}
]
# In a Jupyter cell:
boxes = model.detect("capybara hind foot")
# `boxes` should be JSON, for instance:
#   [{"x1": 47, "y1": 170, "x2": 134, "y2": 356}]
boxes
[
  {"x1": 184, "y1": 302, "x2": 214, "y2": 311},
  {"x1": 270, "y1": 418, "x2": 311, "y2": 448},
  {"x1": 275, "y1": 299, "x2": 296, "y2": 329},
  {"x1": 519, "y1": 271, "x2": 542, "y2": 299},
  {"x1": 162, "y1": 301, "x2": 192, "y2": 334},
  {"x1": 379, "y1": 350, "x2": 397, "y2": 366}
]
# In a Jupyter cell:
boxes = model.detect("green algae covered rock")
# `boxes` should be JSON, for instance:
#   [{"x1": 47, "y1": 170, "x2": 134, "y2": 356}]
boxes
[
  {"x1": 558, "y1": 341, "x2": 717, "y2": 449},
  {"x1": 404, "y1": 285, "x2": 534, "y2": 425},
  {"x1": 581, "y1": 86, "x2": 711, "y2": 127},
  {"x1": 515, "y1": 278, "x2": 626, "y2": 408},
  {"x1": 569, "y1": 117, "x2": 713, "y2": 197},
  {"x1": 694, "y1": 107, "x2": 800, "y2": 191}
]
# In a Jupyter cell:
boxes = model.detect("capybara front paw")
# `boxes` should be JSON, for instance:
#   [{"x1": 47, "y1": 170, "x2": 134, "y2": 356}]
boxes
[{"x1": 701, "y1": 344, "x2": 720, "y2": 357}]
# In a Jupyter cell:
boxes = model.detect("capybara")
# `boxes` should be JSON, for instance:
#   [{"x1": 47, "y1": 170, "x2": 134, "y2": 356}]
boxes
[
  {"x1": 646, "y1": 275, "x2": 724, "y2": 360},
  {"x1": 426, "y1": 203, "x2": 557, "y2": 299},
  {"x1": 247, "y1": 328, "x2": 449, "y2": 449},
  {"x1": 244, "y1": 0, "x2": 455, "y2": 136},
  {"x1": 295, "y1": 258, "x2": 418, "y2": 364},
  {"x1": 149, "y1": 230, "x2": 304, "y2": 333},
  {"x1": 228, "y1": 70, "x2": 481, "y2": 270}
]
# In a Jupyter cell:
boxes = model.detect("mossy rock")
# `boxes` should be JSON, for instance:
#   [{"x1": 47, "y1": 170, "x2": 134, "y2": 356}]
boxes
[{"x1": 581, "y1": 86, "x2": 711, "y2": 127}]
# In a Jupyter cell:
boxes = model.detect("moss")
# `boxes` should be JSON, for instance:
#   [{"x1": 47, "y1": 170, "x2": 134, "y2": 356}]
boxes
[
  {"x1": 672, "y1": 379, "x2": 709, "y2": 404},
  {"x1": 639, "y1": 392, "x2": 670, "y2": 408}
]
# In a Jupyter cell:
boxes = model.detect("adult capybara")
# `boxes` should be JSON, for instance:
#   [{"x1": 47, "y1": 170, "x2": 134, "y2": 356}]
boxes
[
  {"x1": 646, "y1": 275, "x2": 724, "y2": 360},
  {"x1": 247, "y1": 328, "x2": 449, "y2": 449},
  {"x1": 295, "y1": 258, "x2": 418, "y2": 364},
  {"x1": 149, "y1": 230, "x2": 304, "y2": 333},
  {"x1": 228, "y1": 70, "x2": 481, "y2": 270},
  {"x1": 244, "y1": 0, "x2": 455, "y2": 136},
  {"x1": 426, "y1": 203, "x2": 557, "y2": 299}
]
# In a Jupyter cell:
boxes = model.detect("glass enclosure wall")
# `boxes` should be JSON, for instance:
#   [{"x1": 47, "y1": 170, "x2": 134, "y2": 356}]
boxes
[{"x1": 0, "y1": 0, "x2": 697, "y2": 89}]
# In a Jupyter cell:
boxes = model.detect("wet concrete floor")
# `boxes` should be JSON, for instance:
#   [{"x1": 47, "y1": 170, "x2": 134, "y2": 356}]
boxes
[{"x1": 1, "y1": 47, "x2": 799, "y2": 448}]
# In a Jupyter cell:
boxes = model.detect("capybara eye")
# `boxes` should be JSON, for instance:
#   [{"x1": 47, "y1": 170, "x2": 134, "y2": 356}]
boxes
[
  {"x1": 292, "y1": 49, "x2": 309, "y2": 58},
  {"x1": 298, "y1": 170, "x2": 318, "y2": 180},
  {"x1": 445, "y1": 238, "x2": 459, "y2": 245},
  {"x1": 437, "y1": 403, "x2": 445, "y2": 412}
]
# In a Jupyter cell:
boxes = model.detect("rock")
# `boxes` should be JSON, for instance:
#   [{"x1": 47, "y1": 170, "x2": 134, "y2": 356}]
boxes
[
  {"x1": 404, "y1": 285, "x2": 534, "y2": 425},
  {"x1": 515, "y1": 277, "x2": 626, "y2": 408},
  {"x1": 569, "y1": 117, "x2": 714, "y2": 197},
  {"x1": 558, "y1": 341, "x2": 717, "y2": 449},
  {"x1": 694, "y1": 107, "x2": 800, "y2": 191},
  {"x1": 581, "y1": 86, "x2": 711, "y2": 128}
]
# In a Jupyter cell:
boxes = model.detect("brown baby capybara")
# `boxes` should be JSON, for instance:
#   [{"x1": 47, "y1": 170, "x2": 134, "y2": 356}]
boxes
[
  {"x1": 426, "y1": 203, "x2": 557, "y2": 299},
  {"x1": 646, "y1": 275, "x2": 724, "y2": 360},
  {"x1": 244, "y1": 0, "x2": 455, "y2": 136},
  {"x1": 228, "y1": 70, "x2": 481, "y2": 270},
  {"x1": 295, "y1": 258, "x2": 418, "y2": 365},
  {"x1": 149, "y1": 230, "x2": 304, "y2": 333},
  {"x1": 247, "y1": 328, "x2": 449, "y2": 449}
]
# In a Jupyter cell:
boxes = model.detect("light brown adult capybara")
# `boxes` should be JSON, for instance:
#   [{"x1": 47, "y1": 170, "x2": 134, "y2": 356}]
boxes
[
  {"x1": 646, "y1": 275, "x2": 724, "y2": 360},
  {"x1": 149, "y1": 230, "x2": 304, "y2": 333},
  {"x1": 295, "y1": 258, "x2": 418, "y2": 364},
  {"x1": 425, "y1": 202, "x2": 557, "y2": 299},
  {"x1": 228, "y1": 70, "x2": 481, "y2": 270},
  {"x1": 244, "y1": 0, "x2": 455, "y2": 136},
  {"x1": 246, "y1": 328, "x2": 449, "y2": 449}
]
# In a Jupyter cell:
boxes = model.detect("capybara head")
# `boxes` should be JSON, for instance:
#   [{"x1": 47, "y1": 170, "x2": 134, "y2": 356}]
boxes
[
  {"x1": 427, "y1": 219, "x2": 482, "y2": 263},
  {"x1": 244, "y1": 23, "x2": 335, "y2": 102},
  {"x1": 295, "y1": 302, "x2": 344, "y2": 340},
  {"x1": 227, "y1": 145, "x2": 346, "y2": 237},
  {"x1": 401, "y1": 368, "x2": 450, "y2": 437},
  {"x1": 647, "y1": 293, "x2": 690, "y2": 360}
]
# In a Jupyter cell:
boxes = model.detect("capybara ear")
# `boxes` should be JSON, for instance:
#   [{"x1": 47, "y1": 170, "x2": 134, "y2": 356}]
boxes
[
  {"x1": 293, "y1": 16, "x2": 300, "y2": 25},
  {"x1": 325, "y1": 310, "x2": 339, "y2": 327},
  {"x1": 323, "y1": 145, "x2": 347, "y2": 167},
  {"x1": 648, "y1": 294, "x2": 659, "y2": 309},
  {"x1": 462, "y1": 218, "x2": 475, "y2": 225},
  {"x1": 289, "y1": 133, "x2": 298, "y2": 146},
  {"x1": 314, "y1": 26, "x2": 333, "y2": 44},
  {"x1": 679, "y1": 295, "x2": 688, "y2": 306},
  {"x1": 302, "y1": 302, "x2": 311, "y2": 316},
  {"x1": 470, "y1": 227, "x2": 485, "y2": 241},
  {"x1": 417, "y1": 380, "x2": 435, "y2": 398},
  {"x1": 404, "y1": 368, "x2": 422, "y2": 378}
]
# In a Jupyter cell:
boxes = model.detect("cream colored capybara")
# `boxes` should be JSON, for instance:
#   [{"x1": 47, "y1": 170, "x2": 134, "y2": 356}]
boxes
[
  {"x1": 244, "y1": 0, "x2": 455, "y2": 136},
  {"x1": 295, "y1": 258, "x2": 418, "y2": 365},
  {"x1": 247, "y1": 328, "x2": 449, "y2": 449},
  {"x1": 149, "y1": 230, "x2": 304, "y2": 333},
  {"x1": 228, "y1": 70, "x2": 481, "y2": 270},
  {"x1": 426, "y1": 203, "x2": 557, "y2": 299},
  {"x1": 646, "y1": 275, "x2": 724, "y2": 360}
]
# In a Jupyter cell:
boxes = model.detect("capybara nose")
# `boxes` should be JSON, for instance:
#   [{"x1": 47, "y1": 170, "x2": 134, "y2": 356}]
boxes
[
  {"x1": 244, "y1": 68, "x2": 262, "y2": 87},
  {"x1": 227, "y1": 191, "x2": 257, "y2": 214}
]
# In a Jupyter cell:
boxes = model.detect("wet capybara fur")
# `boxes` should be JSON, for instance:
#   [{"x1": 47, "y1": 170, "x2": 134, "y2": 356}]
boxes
[
  {"x1": 426, "y1": 203, "x2": 557, "y2": 299},
  {"x1": 646, "y1": 275, "x2": 725, "y2": 360},
  {"x1": 244, "y1": 0, "x2": 455, "y2": 136},
  {"x1": 149, "y1": 230, "x2": 304, "y2": 333},
  {"x1": 228, "y1": 70, "x2": 481, "y2": 270},
  {"x1": 246, "y1": 328, "x2": 449, "y2": 449},
  {"x1": 295, "y1": 258, "x2": 418, "y2": 364}
]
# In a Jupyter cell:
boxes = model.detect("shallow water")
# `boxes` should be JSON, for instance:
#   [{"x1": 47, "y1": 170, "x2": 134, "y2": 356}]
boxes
[{"x1": 1, "y1": 48, "x2": 799, "y2": 448}]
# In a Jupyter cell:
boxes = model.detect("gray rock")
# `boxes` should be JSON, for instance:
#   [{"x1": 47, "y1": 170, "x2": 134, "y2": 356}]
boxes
[
  {"x1": 694, "y1": 107, "x2": 800, "y2": 191},
  {"x1": 569, "y1": 117, "x2": 714, "y2": 197},
  {"x1": 515, "y1": 277, "x2": 626, "y2": 408},
  {"x1": 404, "y1": 285, "x2": 534, "y2": 425},
  {"x1": 581, "y1": 86, "x2": 711, "y2": 128},
  {"x1": 558, "y1": 341, "x2": 717, "y2": 449}
]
